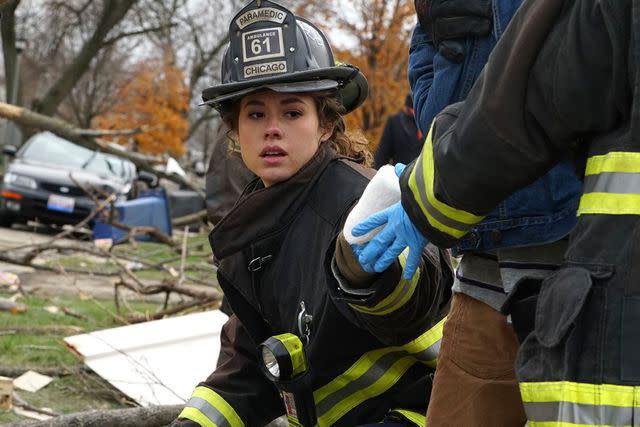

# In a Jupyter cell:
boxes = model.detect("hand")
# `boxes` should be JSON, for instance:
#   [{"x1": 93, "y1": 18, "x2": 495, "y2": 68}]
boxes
[
  {"x1": 414, "y1": 0, "x2": 493, "y2": 63},
  {"x1": 352, "y1": 164, "x2": 428, "y2": 279}
]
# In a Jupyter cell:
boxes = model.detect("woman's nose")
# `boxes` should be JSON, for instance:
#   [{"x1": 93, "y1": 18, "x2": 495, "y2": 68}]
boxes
[{"x1": 264, "y1": 118, "x2": 282, "y2": 139}]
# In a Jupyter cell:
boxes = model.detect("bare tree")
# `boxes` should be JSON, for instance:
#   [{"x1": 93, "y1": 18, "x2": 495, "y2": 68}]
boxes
[
  {"x1": 0, "y1": 0, "x2": 180, "y2": 131},
  {"x1": 59, "y1": 46, "x2": 130, "y2": 128},
  {"x1": 30, "y1": 0, "x2": 139, "y2": 116}
]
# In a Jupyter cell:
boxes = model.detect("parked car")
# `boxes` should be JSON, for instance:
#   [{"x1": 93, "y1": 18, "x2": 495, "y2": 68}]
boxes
[{"x1": 0, "y1": 131, "x2": 152, "y2": 227}]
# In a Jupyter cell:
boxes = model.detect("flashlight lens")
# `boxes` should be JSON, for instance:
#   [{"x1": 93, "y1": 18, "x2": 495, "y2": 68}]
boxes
[{"x1": 262, "y1": 346, "x2": 280, "y2": 379}]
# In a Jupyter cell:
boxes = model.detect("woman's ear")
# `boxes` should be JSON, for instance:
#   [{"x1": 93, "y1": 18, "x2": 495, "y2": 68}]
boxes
[
  {"x1": 320, "y1": 126, "x2": 333, "y2": 142},
  {"x1": 229, "y1": 129, "x2": 239, "y2": 145}
]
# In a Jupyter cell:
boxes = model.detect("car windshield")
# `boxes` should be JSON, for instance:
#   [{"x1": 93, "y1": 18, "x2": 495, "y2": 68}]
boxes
[{"x1": 20, "y1": 132, "x2": 129, "y2": 179}]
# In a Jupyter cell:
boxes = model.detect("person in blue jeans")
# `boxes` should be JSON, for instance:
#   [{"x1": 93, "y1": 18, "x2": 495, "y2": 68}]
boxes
[{"x1": 355, "y1": 1, "x2": 583, "y2": 425}]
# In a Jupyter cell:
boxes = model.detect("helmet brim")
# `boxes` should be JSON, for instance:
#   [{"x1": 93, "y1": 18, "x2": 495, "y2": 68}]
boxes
[{"x1": 201, "y1": 66, "x2": 368, "y2": 113}]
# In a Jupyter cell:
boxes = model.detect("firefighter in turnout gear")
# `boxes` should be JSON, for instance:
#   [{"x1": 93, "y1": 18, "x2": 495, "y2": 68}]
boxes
[
  {"x1": 354, "y1": 0, "x2": 640, "y2": 425},
  {"x1": 171, "y1": 1, "x2": 452, "y2": 426}
]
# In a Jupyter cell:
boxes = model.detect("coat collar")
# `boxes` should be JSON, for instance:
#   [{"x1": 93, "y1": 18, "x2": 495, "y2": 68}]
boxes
[{"x1": 210, "y1": 143, "x2": 337, "y2": 259}]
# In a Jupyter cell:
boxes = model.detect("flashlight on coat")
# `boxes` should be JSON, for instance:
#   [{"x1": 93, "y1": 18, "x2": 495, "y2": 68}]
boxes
[{"x1": 259, "y1": 333, "x2": 317, "y2": 426}]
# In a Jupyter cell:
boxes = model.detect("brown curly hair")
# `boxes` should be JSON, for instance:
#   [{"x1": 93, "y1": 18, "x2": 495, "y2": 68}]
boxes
[{"x1": 221, "y1": 90, "x2": 373, "y2": 166}]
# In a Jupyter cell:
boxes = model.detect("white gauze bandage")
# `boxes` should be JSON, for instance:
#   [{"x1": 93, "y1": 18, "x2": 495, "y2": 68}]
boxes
[{"x1": 343, "y1": 164, "x2": 401, "y2": 245}]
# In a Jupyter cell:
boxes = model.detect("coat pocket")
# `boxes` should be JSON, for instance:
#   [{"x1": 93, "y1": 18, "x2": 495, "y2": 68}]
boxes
[
  {"x1": 501, "y1": 277, "x2": 543, "y2": 343},
  {"x1": 535, "y1": 267, "x2": 593, "y2": 348}
]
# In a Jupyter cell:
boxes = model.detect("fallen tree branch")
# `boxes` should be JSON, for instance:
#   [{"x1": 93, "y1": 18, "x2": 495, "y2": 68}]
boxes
[
  {"x1": 110, "y1": 219, "x2": 177, "y2": 247},
  {"x1": 5, "y1": 194, "x2": 114, "y2": 254},
  {"x1": 116, "y1": 278, "x2": 222, "y2": 301},
  {"x1": 171, "y1": 209, "x2": 208, "y2": 227},
  {"x1": 0, "y1": 365, "x2": 90, "y2": 378},
  {"x1": 126, "y1": 298, "x2": 221, "y2": 323},
  {"x1": 115, "y1": 277, "x2": 222, "y2": 322},
  {"x1": 75, "y1": 127, "x2": 149, "y2": 137},
  {"x1": 0, "y1": 325, "x2": 84, "y2": 336},
  {"x1": 12, "y1": 392, "x2": 59, "y2": 418},
  {"x1": 0, "y1": 102, "x2": 204, "y2": 195},
  {"x1": 63, "y1": 307, "x2": 89, "y2": 321},
  {"x1": 4, "y1": 404, "x2": 183, "y2": 427}
]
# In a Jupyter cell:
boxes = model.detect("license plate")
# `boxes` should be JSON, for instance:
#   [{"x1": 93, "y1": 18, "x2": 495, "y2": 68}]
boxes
[{"x1": 47, "y1": 194, "x2": 75, "y2": 213}]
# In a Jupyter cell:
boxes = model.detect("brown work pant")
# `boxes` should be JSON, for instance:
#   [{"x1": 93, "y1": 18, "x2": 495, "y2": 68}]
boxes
[{"x1": 426, "y1": 293, "x2": 527, "y2": 427}]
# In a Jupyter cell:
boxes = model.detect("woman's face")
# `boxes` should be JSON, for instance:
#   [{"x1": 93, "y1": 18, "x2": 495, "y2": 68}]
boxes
[{"x1": 236, "y1": 91, "x2": 328, "y2": 187}]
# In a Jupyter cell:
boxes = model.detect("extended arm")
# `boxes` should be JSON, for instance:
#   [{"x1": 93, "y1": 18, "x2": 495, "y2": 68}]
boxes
[
  {"x1": 402, "y1": 0, "x2": 629, "y2": 247},
  {"x1": 327, "y1": 229, "x2": 452, "y2": 348},
  {"x1": 408, "y1": 24, "x2": 460, "y2": 135}
]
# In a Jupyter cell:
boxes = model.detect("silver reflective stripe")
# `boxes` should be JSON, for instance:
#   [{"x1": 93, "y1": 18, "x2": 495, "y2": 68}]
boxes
[
  {"x1": 315, "y1": 350, "x2": 406, "y2": 417},
  {"x1": 413, "y1": 154, "x2": 475, "y2": 232},
  {"x1": 186, "y1": 396, "x2": 232, "y2": 427},
  {"x1": 410, "y1": 338, "x2": 441, "y2": 362},
  {"x1": 360, "y1": 278, "x2": 414, "y2": 314},
  {"x1": 525, "y1": 401, "x2": 633, "y2": 426},
  {"x1": 583, "y1": 172, "x2": 640, "y2": 194}
]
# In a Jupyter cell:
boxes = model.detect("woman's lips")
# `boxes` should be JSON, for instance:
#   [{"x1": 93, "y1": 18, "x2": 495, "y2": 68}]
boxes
[{"x1": 260, "y1": 146, "x2": 287, "y2": 163}]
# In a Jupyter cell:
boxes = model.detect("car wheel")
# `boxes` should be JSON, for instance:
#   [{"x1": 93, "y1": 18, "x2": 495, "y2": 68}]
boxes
[{"x1": 0, "y1": 212, "x2": 15, "y2": 228}]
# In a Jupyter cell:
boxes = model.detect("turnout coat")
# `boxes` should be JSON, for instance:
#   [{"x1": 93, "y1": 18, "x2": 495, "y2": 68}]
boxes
[{"x1": 175, "y1": 144, "x2": 452, "y2": 426}]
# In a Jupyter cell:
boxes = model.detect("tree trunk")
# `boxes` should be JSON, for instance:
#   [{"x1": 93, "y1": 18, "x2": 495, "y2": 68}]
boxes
[
  {"x1": 0, "y1": 0, "x2": 20, "y2": 105},
  {"x1": 6, "y1": 404, "x2": 183, "y2": 427},
  {"x1": 31, "y1": 0, "x2": 137, "y2": 117}
]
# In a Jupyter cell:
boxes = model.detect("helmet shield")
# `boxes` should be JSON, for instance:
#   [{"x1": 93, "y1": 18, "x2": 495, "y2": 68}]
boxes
[{"x1": 202, "y1": 0, "x2": 368, "y2": 113}]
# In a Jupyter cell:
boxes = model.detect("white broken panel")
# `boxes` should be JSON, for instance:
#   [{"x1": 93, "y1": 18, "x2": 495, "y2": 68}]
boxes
[
  {"x1": 13, "y1": 370, "x2": 53, "y2": 393},
  {"x1": 64, "y1": 310, "x2": 228, "y2": 406}
]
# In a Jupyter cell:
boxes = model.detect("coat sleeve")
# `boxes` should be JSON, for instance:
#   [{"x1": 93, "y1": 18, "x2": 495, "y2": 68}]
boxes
[
  {"x1": 401, "y1": 0, "x2": 631, "y2": 248},
  {"x1": 408, "y1": 24, "x2": 463, "y2": 136},
  {"x1": 326, "y1": 231, "x2": 453, "y2": 352},
  {"x1": 172, "y1": 315, "x2": 284, "y2": 426}
]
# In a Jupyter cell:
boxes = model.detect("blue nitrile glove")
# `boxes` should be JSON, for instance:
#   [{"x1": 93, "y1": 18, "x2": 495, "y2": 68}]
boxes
[{"x1": 352, "y1": 164, "x2": 429, "y2": 279}]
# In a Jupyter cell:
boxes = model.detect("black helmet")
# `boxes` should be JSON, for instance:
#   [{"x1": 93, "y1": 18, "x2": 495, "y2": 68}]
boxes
[{"x1": 201, "y1": 0, "x2": 368, "y2": 114}]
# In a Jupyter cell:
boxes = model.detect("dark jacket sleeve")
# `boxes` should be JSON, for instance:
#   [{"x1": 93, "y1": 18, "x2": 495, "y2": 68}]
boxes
[
  {"x1": 172, "y1": 315, "x2": 284, "y2": 426},
  {"x1": 408, "y1": 24, "x2": 441, "y2": 136},
  {"x1": 326, "y1": 233, "x2": 453, "y2": 347},
  {"x1": 400, "y1": 0, "x2": 631, "y2": 247},
  {"x1": 374, "y1": 115, "x2": 397, "y2": 169}
]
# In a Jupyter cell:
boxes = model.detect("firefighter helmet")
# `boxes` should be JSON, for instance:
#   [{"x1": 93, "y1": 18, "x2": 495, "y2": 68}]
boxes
[{"x1": 201, "y1": 0, "x2": 368, "y2": 113}]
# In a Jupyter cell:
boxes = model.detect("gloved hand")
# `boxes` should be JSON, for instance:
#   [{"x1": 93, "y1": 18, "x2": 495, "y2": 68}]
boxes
[
  {"x1": 351, "y1": 164, "x2": 428, "y2": 280},
  {"x1": 414, "y1": 0, "x2": 493, "y2": 63}
]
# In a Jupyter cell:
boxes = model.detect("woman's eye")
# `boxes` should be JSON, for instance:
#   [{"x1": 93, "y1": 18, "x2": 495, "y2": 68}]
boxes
[
  {"x1": 285, "y1": 110, "x2": 302, "y2": 118},
  {"x1": 248, "y1": 111, "x2": 264, "y2": 119}
]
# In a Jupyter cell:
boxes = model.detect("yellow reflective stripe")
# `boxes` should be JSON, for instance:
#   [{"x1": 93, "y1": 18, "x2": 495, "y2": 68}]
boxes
[
  {"x1": 312, "y1": 324, "x2": 442, "y2": 425},
  {"x1": 417, "y1": 125, "x2": 484, "y2": 224},
  {"x1": 315, "y1": 356, "x2": 417, "y2": 426},
  {"x1": 349, "y1": 251, "x2": 420, "y2": 316},
  {"x1": 520, "y1": 381, "x2": 639, "y2": 407},
  {"x1": 579, "y1": 152, "x2": 640, "y2": 216},
  {"x1": 187, "y1": 386, "x2": 245, "y2": 427},
  {"x1": 522, "y1": 382, "x2": 640, "y2": 426},
  {"x1": 528, "y1": 422, "x2": 626, "y2": 427},
  {"x1": 391, "y1": 409, "x2": 427, "y2": 426},
  {"x1": 578, "y1": 193, "x2": 640, "y2": 215},
  {"x1": 402, "y1": 316, "x2": 446, "y2": 367},
  {"x1": 179, "y1": 407, "x2": 218, "y2": 427},
  {"x1": 314, "y1": 347, "x2": 396, "y2": 404},
  {"x1": 408, "y1": 122, "x2": 484, "y2": 238},
  {"x1": 274, "y1": 333, "x2": 307, "y2": 377},
  {"x1": 584, "y1": 152, "x2": 640, "y2": 175}
]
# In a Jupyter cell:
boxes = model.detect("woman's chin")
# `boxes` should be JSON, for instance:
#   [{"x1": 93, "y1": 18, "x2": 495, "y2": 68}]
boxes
[{"x1": 259, "y1": 170, "x2": 293, "y2": 188}]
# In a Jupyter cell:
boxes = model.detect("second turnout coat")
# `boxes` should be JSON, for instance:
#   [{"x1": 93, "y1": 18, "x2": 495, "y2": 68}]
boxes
[{"x1": 400, "y1": 0, "x2": 640, "y2": 425}]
